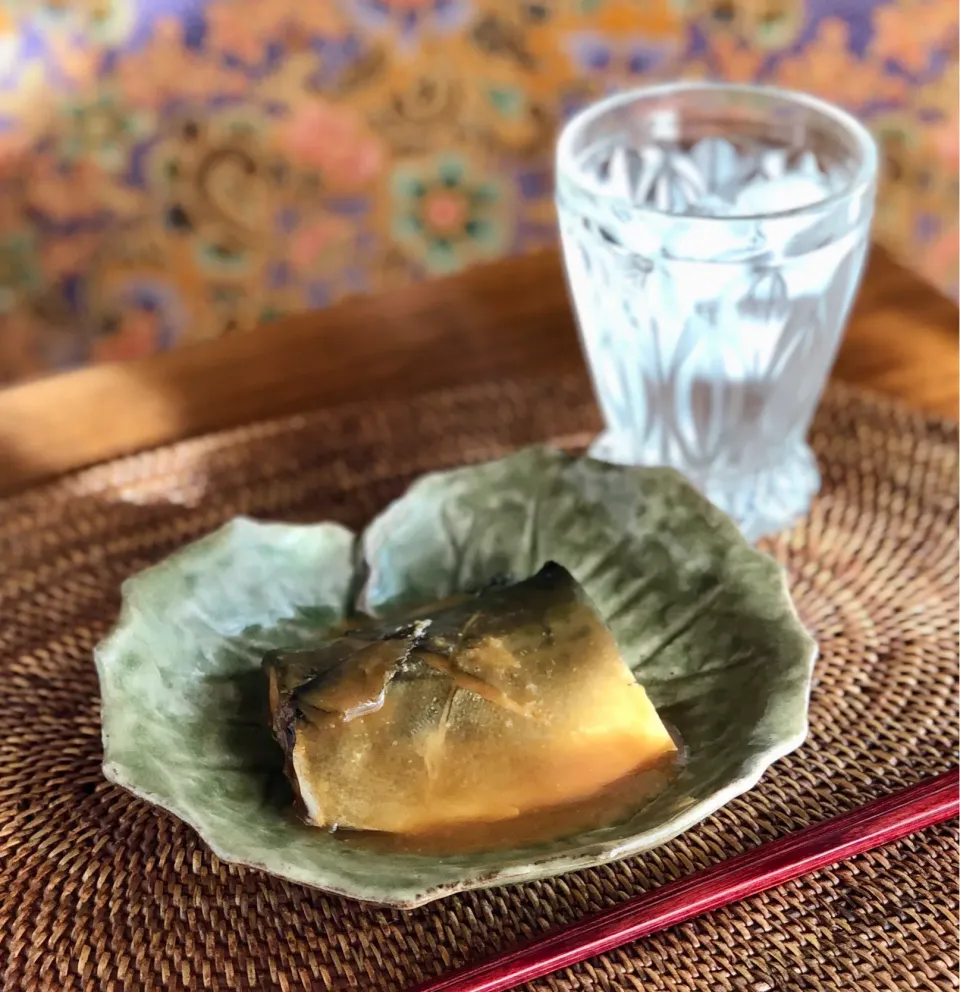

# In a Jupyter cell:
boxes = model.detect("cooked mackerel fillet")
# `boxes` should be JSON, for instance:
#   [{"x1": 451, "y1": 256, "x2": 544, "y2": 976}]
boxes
[{"x1": 264, "y1": 561, "x2": 676, "y2": 835}]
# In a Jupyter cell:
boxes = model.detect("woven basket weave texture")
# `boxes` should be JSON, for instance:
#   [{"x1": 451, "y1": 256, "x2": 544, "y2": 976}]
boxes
[{"x1": 0, "y1": 377, "x2": 957, "y2": 992}]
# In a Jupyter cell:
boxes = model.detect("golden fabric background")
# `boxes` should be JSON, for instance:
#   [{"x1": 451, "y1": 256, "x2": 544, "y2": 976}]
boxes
[{"x1": 0, "y1": 0, "x2": 955, "y2": 383}]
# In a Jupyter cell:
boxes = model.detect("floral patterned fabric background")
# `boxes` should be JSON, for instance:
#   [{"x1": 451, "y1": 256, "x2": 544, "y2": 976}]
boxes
[{"x1": 0, "y1": 0, "x2": 955, "y2": 383}]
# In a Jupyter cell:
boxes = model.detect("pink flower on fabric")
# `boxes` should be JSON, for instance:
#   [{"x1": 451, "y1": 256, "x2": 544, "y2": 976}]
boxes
[{"x1": 280, "y1": 100, "x2": 383, "y2": 189}]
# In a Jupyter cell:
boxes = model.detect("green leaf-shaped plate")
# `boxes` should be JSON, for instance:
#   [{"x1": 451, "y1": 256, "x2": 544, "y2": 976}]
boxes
[{"x1": 95, "y1": 447, "x2": 815, "y2": 908}]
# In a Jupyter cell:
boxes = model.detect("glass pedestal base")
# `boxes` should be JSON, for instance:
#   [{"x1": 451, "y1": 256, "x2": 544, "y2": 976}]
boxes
[{"x1": 589, "y1": 433, "x2": 821, "y2": 543}]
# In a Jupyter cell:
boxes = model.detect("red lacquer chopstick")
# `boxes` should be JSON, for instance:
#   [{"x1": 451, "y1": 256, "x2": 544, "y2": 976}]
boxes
[{"x1": 409, "y1": 768, "x2": 959, "y2": 992}]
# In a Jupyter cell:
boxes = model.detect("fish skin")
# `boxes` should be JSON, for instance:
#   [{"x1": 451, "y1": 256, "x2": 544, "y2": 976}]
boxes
[{"x1": 264, "y1": 562, "x2": 676, "y2": 834}]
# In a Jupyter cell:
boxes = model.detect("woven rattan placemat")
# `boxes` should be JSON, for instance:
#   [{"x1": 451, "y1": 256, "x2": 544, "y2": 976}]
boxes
[{"x1": 1, "y1": 376, "x2": 957, "y2": 992}]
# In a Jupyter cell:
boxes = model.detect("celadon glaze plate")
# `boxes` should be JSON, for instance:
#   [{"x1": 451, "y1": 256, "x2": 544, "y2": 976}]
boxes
[{"x1": 95, "y1": 447, "x2": 816, "y2": 908}]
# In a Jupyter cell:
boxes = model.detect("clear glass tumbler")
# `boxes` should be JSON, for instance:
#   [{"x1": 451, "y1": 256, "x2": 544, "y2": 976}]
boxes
[{"x1": 556, "y1": 83, "x2": 878, "y2": 541}]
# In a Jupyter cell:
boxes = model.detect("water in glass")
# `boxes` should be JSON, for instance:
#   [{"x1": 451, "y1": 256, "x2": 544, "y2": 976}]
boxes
[{"x1": 557, "y1": 84, "x2": 878, "y2": 541}]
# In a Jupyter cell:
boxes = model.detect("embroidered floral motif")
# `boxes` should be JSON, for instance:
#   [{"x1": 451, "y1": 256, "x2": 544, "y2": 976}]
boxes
[
  {"x1": 389, "y1": 153, "x2": 513, "y2": 273},
  {"x1": 279, "y1": 98, "x2": 384, "y2": 189}
]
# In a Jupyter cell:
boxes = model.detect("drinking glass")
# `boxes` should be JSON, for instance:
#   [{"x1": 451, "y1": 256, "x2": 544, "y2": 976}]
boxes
[{"x1": 556, "y1": 83, "x2": 878, "y2": 541}]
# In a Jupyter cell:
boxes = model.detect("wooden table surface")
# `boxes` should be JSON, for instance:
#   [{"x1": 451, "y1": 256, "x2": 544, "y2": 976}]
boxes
[{"x1": 0, "y1": 245, "x2": 956, "y2": 495}]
